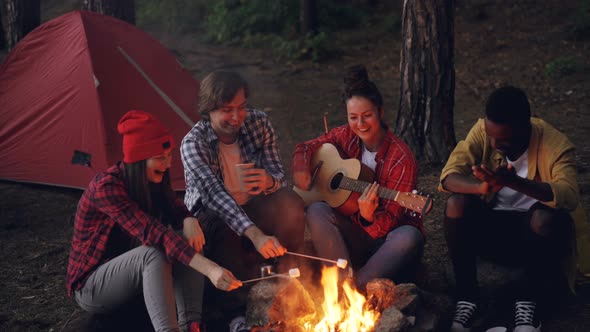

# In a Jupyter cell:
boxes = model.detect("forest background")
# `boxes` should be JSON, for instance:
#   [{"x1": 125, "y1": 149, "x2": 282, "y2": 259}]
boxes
[{"x1": 0, "y1": 0, "x2": 589, "y2": 331}]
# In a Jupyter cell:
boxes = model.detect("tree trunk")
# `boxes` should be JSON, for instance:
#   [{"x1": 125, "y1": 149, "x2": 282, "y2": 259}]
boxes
[
  {"x1": 0, "y1": 6, "x2": 4, "y2": 50},
  {"x1": 82, "y1": 0, "x2": 135, "y2": 25},
  {"x1": 2, "y1": 0, "x2": 40, "y2": 51},
  {"x1": 299, "y1": 0, "x2": 317, "y2": 35},
  {"x1": 396, "y1": 0, "x2": 456, "y2": 164}
]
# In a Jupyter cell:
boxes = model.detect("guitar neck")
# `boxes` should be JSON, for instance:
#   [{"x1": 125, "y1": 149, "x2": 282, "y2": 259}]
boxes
[{"x1": 339, "y1": 176, "x2": 399, "y2": 200}]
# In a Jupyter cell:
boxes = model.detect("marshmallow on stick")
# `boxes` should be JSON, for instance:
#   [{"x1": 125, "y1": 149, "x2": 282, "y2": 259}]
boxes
[
  {"x1": 288, "y1": 268, "x2": 300, "y2": 278},
  {"x1": 286, "y1": 251, "x2": 348, "y2": 269},
  {"x1": 242, "y1": 268, "x2": 301, "y2": 284}
]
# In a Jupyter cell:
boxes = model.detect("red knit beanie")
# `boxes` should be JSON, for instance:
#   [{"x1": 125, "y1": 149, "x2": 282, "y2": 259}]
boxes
[{"x1": 117, "y1": 110, "x2": 174, "y2": 163}]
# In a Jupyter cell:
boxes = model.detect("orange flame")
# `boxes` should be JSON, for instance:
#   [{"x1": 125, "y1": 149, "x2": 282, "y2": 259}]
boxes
[{"x1": 305, "y1": 266, "x2": 380, "y2": 331}]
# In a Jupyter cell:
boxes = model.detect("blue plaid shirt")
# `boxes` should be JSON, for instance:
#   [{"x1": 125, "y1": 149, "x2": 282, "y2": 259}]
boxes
[{"x1": 181, "y1": 109, "x2": 285, "y2": 235}]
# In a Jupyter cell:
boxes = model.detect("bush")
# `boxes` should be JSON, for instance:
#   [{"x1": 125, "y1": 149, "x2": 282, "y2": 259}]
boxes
[
  {"x1": 570, "y1": 0, "x2": 590, "y2": 38},
  {"x1": 204, "y1": 0, "x2": 369, "y2": 61},
  {"x1": 206, "y1": 0, "x2": 298, "y2": 44},
  {"x1": 544, "y1": 57, "x2": 584, "y2": 78},
  {"x1": 317, "y1": 1, "x2": 368, "y2": 32},
  {"x1": 136, "y1": 0, "x2": 208, "y2": 33},
  {"x1": 380, "y1": 13, "x2": 402, "y2": 33},
  {"x1": 272, "y1": 31, "x2": 329, "y2": 62}
]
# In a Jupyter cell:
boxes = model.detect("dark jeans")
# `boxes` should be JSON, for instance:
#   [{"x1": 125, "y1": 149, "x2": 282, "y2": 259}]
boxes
[
  {"x1": 306, "y1": 202, "x2": 424, "y2": 289},
  {"x1": 198, "y1": 188, "x2": 306, "y2": 319},
  {"x1": 444, "y1": 194, "x2": 573, "y2": 306}
]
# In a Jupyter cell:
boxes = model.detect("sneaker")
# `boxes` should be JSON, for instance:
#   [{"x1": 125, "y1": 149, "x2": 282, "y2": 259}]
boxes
[
  {"x1": 229, "y1": 316, "x2": 250, "y2": 332},
  {"x1": 513, "y1": 301, "x2": 541, "y2": 332},
  {"x1": 450, "y1": 301, "x2": 477, "y2": 332}
]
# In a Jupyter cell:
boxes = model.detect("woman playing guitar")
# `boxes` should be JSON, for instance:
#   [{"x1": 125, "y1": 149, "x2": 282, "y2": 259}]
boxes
[{"x1": 291, "y1": 65, "x2": 424, "y2": 290}]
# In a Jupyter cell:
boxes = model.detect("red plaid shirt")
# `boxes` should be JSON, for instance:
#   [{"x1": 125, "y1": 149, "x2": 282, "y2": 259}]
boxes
[
  {"x1": 291, "y1": 125, "x2": 422, "y2": 239},
  {"x1": 66, "y1": 162, "x2": 196, "y2": 296}
]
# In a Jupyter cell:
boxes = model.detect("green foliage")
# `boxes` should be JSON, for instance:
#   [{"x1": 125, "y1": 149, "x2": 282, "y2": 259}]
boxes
[
  {"x1": 316, "y1": 1, "x2": 368, "y2": 32},
  {"x1": 572, "y1": 0, "x2": 590, "y2": 37},
  {"x1": 136, "y1": 0, "x2": 207, "y2": 33},
  {"x1": 380, "y1": 13, "x2": 402, "y2": 33},
  {"x1": 206, "y1": 0, "x2": 298, "y2": 44},
  {"x1": 239, "y1": 31, "x2": 329, "y2": 62},
  {"x1": 544, "y1": 57, "x2": 584, "y2": 78},
  {"x1": 272, "y1": 32, "x2": 329, "y2": 62},
  {"x1": 205, "y1": 0, "x2": 369, "y2": 62}
]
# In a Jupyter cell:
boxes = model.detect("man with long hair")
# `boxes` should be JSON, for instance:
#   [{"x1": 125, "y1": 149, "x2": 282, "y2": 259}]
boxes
[{"x1": 181, "y1": 71, "x2": 306, "y2": 332}]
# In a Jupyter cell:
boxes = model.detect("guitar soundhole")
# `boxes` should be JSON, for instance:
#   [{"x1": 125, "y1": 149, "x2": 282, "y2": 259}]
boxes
[{"x1": 330, "y1": 173, "x2": 343, "y2": 190}]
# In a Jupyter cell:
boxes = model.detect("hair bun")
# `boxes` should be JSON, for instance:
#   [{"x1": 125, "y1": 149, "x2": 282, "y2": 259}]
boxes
[{"x1": 343, "y1": 64, "x2": 370, "y2": 92}]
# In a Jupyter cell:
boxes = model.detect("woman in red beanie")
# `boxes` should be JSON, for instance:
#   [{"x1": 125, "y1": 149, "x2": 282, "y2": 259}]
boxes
[{"x1": 66, "y1": 110, "x2": 241, "y2": 332}]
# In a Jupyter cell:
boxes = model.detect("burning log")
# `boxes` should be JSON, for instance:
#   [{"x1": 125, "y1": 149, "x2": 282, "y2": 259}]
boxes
[
  {"x1": 366, "y1": 280, "x2": 421, "y2": 315},
  {"x1": 246, "y1": 278, "x2": 316, "y2": 331},
  {"x1": 365, "y1": 278, "x2": 396, "y2": 312},
  {"x1": 244, "y1": 266, "x2": 448, "y2": 332}
]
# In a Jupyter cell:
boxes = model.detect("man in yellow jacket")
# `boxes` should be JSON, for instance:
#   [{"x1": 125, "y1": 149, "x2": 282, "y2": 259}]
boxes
[{"x1": 439, "y1": 86, "x2": 590, "y2": 332}]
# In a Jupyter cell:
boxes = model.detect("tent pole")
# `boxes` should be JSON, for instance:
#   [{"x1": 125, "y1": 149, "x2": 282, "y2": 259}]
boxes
[{"x1": 117, "y1": 46, "x2": 194, "y2": 127}]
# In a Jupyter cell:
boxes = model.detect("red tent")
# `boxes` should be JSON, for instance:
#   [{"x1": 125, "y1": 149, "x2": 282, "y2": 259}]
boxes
[{"x1": 0, "y1": 11, "x2": 200, "y2": 190}]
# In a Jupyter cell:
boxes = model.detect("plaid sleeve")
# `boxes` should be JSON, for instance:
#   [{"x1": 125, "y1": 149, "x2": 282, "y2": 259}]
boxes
[
  {"x1": 351, "y1": 137, "x2": 419, "y2": 239},
  {"x1": 181, "y1": 132, "x2": 254, "y2": 236},
  {"x1": 291, "y1": 127, "x2": 345, "y2": 177},
  {"x1": 93, "y1": 178, "x2": 196, "y2": 266}
]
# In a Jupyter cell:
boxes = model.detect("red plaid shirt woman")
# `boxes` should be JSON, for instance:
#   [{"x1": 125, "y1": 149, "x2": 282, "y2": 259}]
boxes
[
  {"x1": 290, "y1": 65, "x2": 424, "y2": 290},
  {"x1": 291, "y1": 125, "x2": 422, "y2": 239}
]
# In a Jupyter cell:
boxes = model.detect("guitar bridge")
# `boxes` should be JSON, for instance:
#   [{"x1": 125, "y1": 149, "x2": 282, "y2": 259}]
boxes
[{"x1": 308, "y1": 161, "x2": 323, "y2": 190}]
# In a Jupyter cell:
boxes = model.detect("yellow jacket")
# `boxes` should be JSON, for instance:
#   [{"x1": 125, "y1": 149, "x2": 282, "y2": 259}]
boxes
[{"x1": 439, "y1": 117, "x2": 590, "y2": 292}]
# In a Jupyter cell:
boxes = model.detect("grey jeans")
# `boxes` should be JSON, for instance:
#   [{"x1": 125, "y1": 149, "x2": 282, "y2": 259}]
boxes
[{"x1": 74, "y1": 246, "x2": 203, "y2": 332}]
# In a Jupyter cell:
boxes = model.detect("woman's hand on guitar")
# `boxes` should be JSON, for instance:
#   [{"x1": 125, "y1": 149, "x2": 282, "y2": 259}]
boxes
[
  {"x1": 293, "y1": 171, "x2": 311, "y2": 190},
  {"x1": 358, "y1": 182, "x2": 379, "y2": 221}
]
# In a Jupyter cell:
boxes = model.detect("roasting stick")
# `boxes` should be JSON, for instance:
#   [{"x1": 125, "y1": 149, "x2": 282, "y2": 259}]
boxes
[
  {"x1": 242, "y1": 268, "x2": 301, "y2": 284},
  {"x1": 286, "y1": 251, "x2": 348, "y2": 269}
]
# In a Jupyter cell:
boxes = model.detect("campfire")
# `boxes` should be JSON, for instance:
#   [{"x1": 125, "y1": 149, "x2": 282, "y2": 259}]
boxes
[
  {"x1": 245, "y1": 251, "x2": 442, "y2": 332},
  {"x1": 305, "y1": 266, "x2": 380, "y2": 331},
  {"x1": 246, "y1": 265, "x2": 418, "y2": 332}
]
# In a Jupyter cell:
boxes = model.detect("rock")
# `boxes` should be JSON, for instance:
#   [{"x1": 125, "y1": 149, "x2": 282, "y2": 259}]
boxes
[
  {"x1": 409, "y1": 288, "x2": 453, "y2": 332},
  {"x1": 374, "y1": 306, "x2": 409, "y2": 332},
  {"x1": 391, "y1": 283, "x2": 420, "y2": 315},
  {"x1": 407, "y1": 308, "x2": 438, "y2": 332},
  {"x1": 246, "y1": 278, "x2": 316, "y2": 331}
]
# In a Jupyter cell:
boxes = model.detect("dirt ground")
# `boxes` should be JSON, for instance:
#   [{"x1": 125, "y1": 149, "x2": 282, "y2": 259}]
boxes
[{"x1": 1, "y1": 1, "x2": 590, "y2": 331}]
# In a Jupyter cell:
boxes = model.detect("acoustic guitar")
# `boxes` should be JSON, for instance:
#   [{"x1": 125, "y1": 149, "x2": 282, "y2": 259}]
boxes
[{"x1": 293, "y1": 143, "x2": 433, "y2": 217}]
